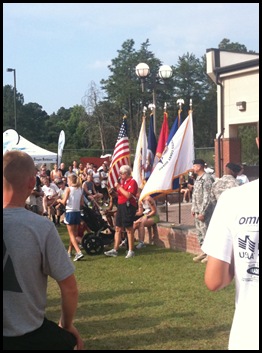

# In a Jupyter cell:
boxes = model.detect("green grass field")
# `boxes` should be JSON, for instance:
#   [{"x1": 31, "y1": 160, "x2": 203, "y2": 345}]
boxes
[{"x1": 46, "y1": 226, "x2": 235, "y2": 350}]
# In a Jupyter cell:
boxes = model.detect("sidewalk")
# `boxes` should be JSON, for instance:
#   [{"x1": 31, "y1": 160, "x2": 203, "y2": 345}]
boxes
[{"x1": 156, "y1": 200, "x2": 195, "y2": 228}]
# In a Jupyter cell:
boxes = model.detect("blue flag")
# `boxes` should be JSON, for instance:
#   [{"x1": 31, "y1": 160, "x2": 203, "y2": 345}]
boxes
[
  {"x1": 167, "y1": 117, "x2": 178, "y2": 144},
  {"x1": 145, "y1": 113, "x2": 157, "y2": 180}
]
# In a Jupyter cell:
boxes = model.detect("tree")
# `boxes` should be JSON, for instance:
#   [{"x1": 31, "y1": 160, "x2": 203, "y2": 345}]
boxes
[
  {"x1": 238, "y1": 125, "x2": 259, "y2": 165},
  {"x1": 18, "y1": 102, "x2": 49, "y2": 144},
  {"x1": 3, "y1": 84, "x2": 24, "y2": 132},
  {"x1": 101, "y1": 39, "x2": 139, "y2": 141},
  {"x1": 219, "y1": 38, "x2": 248, "y2": 52},
  {"x1": 167, "y1": 53, "x2": 217, "y2": 147}
]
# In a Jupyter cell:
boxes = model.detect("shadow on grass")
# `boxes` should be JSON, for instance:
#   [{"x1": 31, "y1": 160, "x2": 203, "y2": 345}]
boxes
[
  {"x1": 75, "y1": 316, "x2": 231, "y2": 350},
  {"x1": 47, "y1": 283, "x2": 231, "y2": 349}
]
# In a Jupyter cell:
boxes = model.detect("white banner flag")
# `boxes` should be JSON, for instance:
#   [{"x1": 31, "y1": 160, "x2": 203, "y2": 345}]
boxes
[
  {"x1": 140, "y1": 113, "x2": 195, "y2": 200},
  {"x1": 57, "y1": 130, "x2": 65, "y2": 167},
  {"x1": 132, "y1": 115, "x2": 148, "y2": 189},
  {"x1": 3, "y1": 129, "x2": 20, "y2": 154}
]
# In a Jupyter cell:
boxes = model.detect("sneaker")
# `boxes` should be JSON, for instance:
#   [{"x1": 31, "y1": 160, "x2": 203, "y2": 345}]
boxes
[
  {"x1": 104, "y1": 249, "x2": 118, "y2": 257},
  {"x1": 125, "y1": 250, "x2": 135, "y2": 259},
  {"x1": 193, "y1": 253, "x2": 207, "y2": 262},
  {"x1": 136, "y1": 242, "x2": 146, "y2": 249},
  {"x1": 73, "y1": 252, "x2": 84, "y2": 261},
  {"x1": 201, "y1": 256, "x2": 208, "y2": 264},
  {"x1": 68, "y1": 252, "x2": 72, "y2": 258},
  {"x1": 119, "y1": 239, "x2": 127, "y2": 248}
]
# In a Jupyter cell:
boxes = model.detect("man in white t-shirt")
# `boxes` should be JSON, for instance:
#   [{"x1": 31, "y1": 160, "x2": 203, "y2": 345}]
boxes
[{"x1": 201, "y1": 137, "x2": 259, "y2": 350}]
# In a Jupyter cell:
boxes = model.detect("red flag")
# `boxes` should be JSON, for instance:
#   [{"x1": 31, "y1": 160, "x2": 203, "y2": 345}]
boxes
[
  {"x1": 153, "y1": 111, "x2": 169, "y2": 166},
  {"x1": 108, "y1": 117, "x2": 130, "y2": 188}
]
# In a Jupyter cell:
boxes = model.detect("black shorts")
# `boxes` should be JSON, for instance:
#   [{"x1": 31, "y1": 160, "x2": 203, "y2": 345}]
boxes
[
  {"x1": 115, "y1": 203, "x2": 137, "y2": 228},
  {"x1": 3, "y1": 317, "x2": 77, "y2": 350}
]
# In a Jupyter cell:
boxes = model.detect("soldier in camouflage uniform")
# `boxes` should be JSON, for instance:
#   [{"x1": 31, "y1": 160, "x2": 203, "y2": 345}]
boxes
[
  {"x1": 210, "y1": 162, "x2": 241, "y2": 207},
  {"x1": 191, "y1": 159, "x2": 214, "y2": 263}
]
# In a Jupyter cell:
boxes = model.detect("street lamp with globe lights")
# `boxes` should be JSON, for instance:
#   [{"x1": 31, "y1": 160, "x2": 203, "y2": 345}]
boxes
[
  {"x1": 6, "y1": 68, "x2": 17, "y2": 131},
  {"x1": 135, "y1": 63, "x2": 150, "y2": 93},
  {"x1": 135, "y1": 63, "x2": 172, "y2": 134}
]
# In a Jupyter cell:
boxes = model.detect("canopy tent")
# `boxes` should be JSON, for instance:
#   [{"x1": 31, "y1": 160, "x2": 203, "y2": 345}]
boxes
[{"x1": 9, "y1": 135, "x2": 57, "y2": 164}]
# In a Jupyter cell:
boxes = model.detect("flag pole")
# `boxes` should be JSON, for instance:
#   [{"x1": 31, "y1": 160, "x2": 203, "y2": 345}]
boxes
[
  {"x1": 163, "y1": 102, "x2": 169, "y2": 222},
  {"x1": 177, "y1": 99, "x2": 184, "y2": 224},
  {"x1": 142, "y1": 106, "x2": 147, "y2": 183},
  {"x1": 189, "y1": 98, "x2": 193, "y2": 113}
]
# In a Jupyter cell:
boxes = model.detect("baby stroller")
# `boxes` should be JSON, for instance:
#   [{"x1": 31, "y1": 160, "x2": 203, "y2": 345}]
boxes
[{"x1": 80, "y1": 197, "x2": 115, "y2": 255}]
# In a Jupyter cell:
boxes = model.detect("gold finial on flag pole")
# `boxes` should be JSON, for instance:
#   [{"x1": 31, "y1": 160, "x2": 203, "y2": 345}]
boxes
[
  {"x1": 189, "y1": 98, "x2": 193, "y2": 113},
  {"x1": 142, "y1": 106, "x2": 147, "y2": 117},
  {"x1": 176, "y1": 98, "x2": 184, "y2": 128},
  {"x1": 148, "y1": 103, "x2": 155, "y2": 111}
]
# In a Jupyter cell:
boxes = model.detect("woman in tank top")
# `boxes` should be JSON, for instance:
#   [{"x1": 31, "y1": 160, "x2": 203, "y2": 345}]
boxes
[
  {"x1": 56, "y1": 174, "x2": 84, "y2": 261},
  {"x1": 133, "y1": 189, "x2": 160, "y2": 249}
]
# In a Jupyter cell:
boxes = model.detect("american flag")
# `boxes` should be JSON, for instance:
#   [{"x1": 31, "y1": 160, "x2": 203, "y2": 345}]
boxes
[{"x1": 108, "y1": 117, "x2": 130, "y2": 188}]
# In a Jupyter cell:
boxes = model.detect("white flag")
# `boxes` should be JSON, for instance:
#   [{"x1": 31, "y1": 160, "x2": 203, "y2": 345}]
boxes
[
  {"x1": 3, "y1": 129, "x2": 20, "y2": 154},
  {"x1": 132, "y1": 115, "x2": 148, "y2": 189},
  {"x1": 57, "y1": 130, "x2": 65, "y2": 167},
  {"x1": 140, "y1": 113, "x2": 195, "y2": 201}
]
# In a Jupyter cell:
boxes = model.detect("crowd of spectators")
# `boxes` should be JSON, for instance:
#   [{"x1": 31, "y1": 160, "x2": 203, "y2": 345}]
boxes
[{"x1": 25, "y1": 160, "x2": 110, "y2": 224}]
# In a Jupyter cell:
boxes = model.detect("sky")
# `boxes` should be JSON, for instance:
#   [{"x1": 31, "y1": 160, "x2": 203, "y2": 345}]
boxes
[{"x1": 3, "y1": 3, "x2": 259, "y2": 116}]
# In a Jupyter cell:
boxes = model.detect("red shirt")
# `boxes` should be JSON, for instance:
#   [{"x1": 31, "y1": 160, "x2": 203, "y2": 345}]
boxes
[{"x1": 117, "y1": 177, "x2": 138, "y2": 207}]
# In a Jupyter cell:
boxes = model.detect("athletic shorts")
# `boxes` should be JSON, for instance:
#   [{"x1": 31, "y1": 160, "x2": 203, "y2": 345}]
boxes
[
  {"x1": 3, "y1": 317, "x2": 76, "y2": 350},
  {"x1": 149, "y1": 214, "x2": 160, "y2": 223},
  {"x1": 115, "y1": 203, "x2": 137, "y2": 228},
  {"x1": 64, "y1": 211, "x2": 81, "y2": 225}
]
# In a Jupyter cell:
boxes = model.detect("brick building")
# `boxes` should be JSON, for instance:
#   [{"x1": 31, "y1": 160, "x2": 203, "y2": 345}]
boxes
[{"x1": 206, "y1": 49, "x2": 259, "y2": 177}]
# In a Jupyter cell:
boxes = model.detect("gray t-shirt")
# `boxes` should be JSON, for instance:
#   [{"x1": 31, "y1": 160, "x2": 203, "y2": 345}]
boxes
[{"x1": 3, "y1": 207, "x2": 75, "y2": 336}]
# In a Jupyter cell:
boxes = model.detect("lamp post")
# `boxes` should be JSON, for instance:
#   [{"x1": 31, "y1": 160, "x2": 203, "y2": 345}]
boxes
[
  {"x1": 6, "y1": 68, "x2": 17, "y2": 131},
  {"x1": 135, "y1": 63, "x2": 150, "y2": 93},
  {"x1": 135, "y1": 63, "x2": 172, "y2": 134}
]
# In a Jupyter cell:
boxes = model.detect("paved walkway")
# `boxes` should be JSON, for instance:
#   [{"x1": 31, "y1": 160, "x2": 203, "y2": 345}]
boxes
[{"x1": 156, "y1": 200, "x2": 195, "y2": 228}]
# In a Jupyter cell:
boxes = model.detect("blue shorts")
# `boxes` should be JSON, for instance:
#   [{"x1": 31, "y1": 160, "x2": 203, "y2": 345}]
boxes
[{"x1": 64, "y1": 211, "x2": 81, "y2": 225}]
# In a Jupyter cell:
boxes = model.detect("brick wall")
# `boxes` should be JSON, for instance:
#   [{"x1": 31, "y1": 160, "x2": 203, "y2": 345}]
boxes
[{"x1": 142, "y1": 224, "x2": 201, "y2": 255}]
